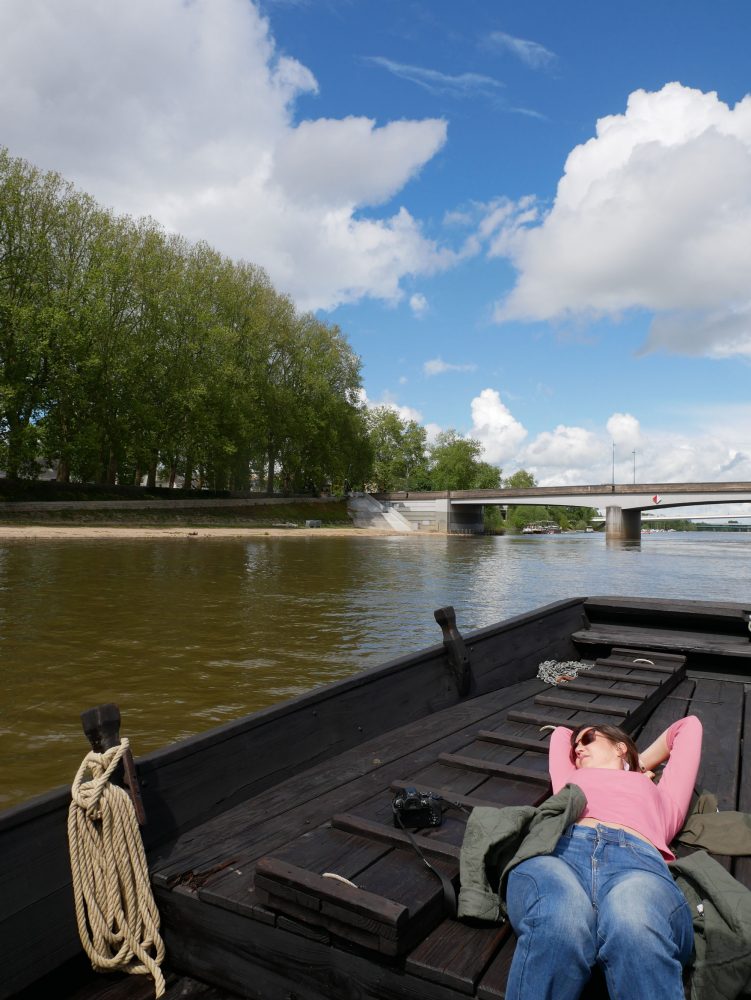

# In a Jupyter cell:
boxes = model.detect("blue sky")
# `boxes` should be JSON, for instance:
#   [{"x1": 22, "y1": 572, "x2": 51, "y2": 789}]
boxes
[{"x1": 1, "y1": 0, "x2": 751, "y2": 495}]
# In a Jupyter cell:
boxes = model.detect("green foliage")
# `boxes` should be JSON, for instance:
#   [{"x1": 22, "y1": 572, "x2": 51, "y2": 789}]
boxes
[
  {"x1": 0, "y1": 149, "x2": 366, "y2": 492},
  {"x1": 365, "y1": 407, "x2": 429, "y2": 491},
  {"x1": 428, "y1": 430, "x2": 501, "y2": 491}
]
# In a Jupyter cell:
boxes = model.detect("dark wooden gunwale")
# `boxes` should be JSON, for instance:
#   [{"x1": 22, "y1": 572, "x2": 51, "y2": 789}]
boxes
[{"x1": 2, "y1": 595, "x2": 751, "y2": 1000}]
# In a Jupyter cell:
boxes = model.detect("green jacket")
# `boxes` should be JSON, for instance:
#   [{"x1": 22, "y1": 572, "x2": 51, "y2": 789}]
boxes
[
  {"x1": 670, "y1": 851, "x2": 751, "y2": 1000},
  {"x1": 457, "y1": 783, "x2": 586, "y2": 921}
]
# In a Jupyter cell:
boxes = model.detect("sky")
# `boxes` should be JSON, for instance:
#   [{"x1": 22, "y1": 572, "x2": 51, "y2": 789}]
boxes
[{"x1": 2, "y1": 0, "x2": 751, "y2": 508}]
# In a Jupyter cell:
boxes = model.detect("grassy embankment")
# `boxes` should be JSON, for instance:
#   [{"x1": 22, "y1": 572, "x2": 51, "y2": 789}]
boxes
[{"x1": 0, "y1": 482, "x2": 354, "y2": 528}]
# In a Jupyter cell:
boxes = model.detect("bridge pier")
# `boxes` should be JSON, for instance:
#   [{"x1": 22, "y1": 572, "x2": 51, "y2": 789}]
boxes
[
  {"x1": 448, "y1": 503, "x2": 485, "y2": 534},
  {"x1": 606, "y1": 506, "x2": 641, "y2": 541}
]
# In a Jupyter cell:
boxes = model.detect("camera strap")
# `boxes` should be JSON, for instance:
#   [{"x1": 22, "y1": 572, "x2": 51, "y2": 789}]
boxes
[{"x1": 395, "y1": 803, "x2": 470, "y2": 919}]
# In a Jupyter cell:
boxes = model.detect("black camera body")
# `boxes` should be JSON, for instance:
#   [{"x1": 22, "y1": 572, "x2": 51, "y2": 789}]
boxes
[{"x1": 392, "y1": 787, "x2": 443, "y2": 830}]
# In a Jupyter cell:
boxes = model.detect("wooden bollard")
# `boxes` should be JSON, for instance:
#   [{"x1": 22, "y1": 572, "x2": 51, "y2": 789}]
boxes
[{"x1": 80, "y1": 703, "x2": 147, "y2": 825}]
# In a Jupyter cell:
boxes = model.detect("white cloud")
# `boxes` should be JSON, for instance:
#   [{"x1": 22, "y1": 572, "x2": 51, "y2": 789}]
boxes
[
  {"x1": 424, "y1": 422, "x2": 443, "y2": 445},
  {"x1": 485, "y1": 31, "x2": 556, "y2": 70},
  {"x1": 410, "y1": 292, "x2": 429, "y2": 317},
  {"x1": 514, "y1": 413, "x2": 751, "y2": 488},
  {"x1": 0, "y1": 0, "x2": 451, "y2": 311},
  {"x1": 490, "y1": 83, "x2": 751, "y2": 357},
  {"x1": 468, "y1": 389, "x2": 528, "y2": 464},
  {"x1": 606, "y1": 413, "x2": 641, "y2": 448},
  {"x1": 359, "y1": 388, "x2": 423, "y2": 425},
  {"x1": 365, "y1": 57, "x2": 504, "y2": 99},
  {"x1": 423, "y1": 357, "x2": 478, "y2": 376}
]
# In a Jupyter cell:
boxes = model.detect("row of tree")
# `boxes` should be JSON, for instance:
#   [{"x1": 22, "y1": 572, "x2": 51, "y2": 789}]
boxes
[
  {"x1": 0, "y1": 147, "x2": 597, "y2": 528},
  {"x1": 0, "y1": 148, "x2": 369, "y2": 492}
]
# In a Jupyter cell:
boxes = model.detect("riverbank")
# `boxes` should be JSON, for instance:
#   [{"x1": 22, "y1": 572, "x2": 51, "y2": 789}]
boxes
[{"x1": 0, "y1": 524, "x2": 406, "y2": 540}]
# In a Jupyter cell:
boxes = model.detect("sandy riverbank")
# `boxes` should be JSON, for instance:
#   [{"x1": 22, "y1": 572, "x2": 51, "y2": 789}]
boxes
[{"x1": 0, "y1": 524, "x2": 411, "y2": 540}]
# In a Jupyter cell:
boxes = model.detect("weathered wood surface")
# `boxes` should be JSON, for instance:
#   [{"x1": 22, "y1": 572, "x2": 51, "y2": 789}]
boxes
[
  {"x1": 158, "y1": 648, "x2": 680, "y2": 996},
  {"x1": 154, "y1": 662, "x2": 750, "y2": 1000},
  {"x1": 574, "y1": 623, "x2": 751, "y2": 658},
  {"x1": 4, "y1": 597, "x2": 751, "y2": 1000},
  {"x1": 0, "y1": 597, "x2": 584, "y2": 999}
]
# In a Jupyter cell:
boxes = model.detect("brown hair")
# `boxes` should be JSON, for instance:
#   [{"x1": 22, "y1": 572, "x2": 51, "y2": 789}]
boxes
[{"x1": 569, "y1": 724, "x2": 640, "y2": 772}]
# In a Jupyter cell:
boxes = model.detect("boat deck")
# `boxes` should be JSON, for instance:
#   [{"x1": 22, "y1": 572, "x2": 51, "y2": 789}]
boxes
[{"x1": 143, "y1": 640, "x2": 751, "y2": 1000}]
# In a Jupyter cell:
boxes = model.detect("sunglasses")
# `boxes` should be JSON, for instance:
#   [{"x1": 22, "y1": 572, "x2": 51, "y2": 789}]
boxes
[{"x1": 574, "y1": 729, "x2": 600, "y2": 749}]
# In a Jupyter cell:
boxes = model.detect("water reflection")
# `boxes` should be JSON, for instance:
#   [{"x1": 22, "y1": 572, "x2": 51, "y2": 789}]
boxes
[{"x1": 1, "y1": 531, "x2": 750, "y2": 806}]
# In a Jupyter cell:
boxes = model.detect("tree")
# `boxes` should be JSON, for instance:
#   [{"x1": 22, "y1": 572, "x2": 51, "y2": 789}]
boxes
[
  {"x1": 428, "y1": 430, "x2": 501, "y2": 491},
  {"x1": 365, "y1": 407, "x2": 429, "y2": 492}
]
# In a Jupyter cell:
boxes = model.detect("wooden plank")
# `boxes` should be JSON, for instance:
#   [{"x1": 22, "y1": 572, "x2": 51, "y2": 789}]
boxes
[
  {"x1": 406, "y1": 917, "x2": 510, "y2": 995},
  {"x1": 476, "y1": 731, "x2": 549, "y2": 752},
  {"x1": 438, "y1": 753, "x2": 550, "y2": 785},
  {"x1": 533, "y1": 694, "x2": 629, "y2": 717},
  {"x1": 330, "y1": 814, "x2": 461, "y2": 860},
  {"x1": 733, "y1": 685, "x2": 751, "y2": 890},
  {"x1": 584, "y1": 667, "x2": 661, "y2": 686},
  {"x1": 550, "y1": 680, "x2": 646, "y2": 700},
  {"x1": 388, "y1": 780, "x2": 514, "y2": 812},
  {"x1": 574, "y1": 625, "x2": 751, "y2": 658},
  {"x1": 690, "y1": 678, "x2": 744, "y2": 811},
  {"x1": 254, "y1": 857, "x2": 409, "y2": 928},
  {"x1": 596, "y1": 654, "x2": 678, "y2": 673},
  {"x1": 507, "y1": 709, "x2": 611, "y2": 729},
  {"x1": 608, "y1": 647, "x2": 687, "y2": 665}
]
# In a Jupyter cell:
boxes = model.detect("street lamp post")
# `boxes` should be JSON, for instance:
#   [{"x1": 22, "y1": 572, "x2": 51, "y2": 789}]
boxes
[{"x1": 632, "y1": 449, "x2": 636, "y2": 485}]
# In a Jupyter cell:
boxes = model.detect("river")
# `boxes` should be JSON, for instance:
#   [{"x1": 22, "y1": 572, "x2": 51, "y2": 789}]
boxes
[{"x1": 2, "y1": 530, "x2": 749, "y2": 807}]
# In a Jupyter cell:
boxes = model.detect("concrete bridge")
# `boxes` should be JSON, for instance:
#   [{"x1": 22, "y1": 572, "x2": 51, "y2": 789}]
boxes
[{"x1": 375, "y1": 483, "x2": 751, "y2": 540}]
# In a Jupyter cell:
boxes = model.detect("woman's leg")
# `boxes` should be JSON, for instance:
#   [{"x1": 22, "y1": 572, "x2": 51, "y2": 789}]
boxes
[
  {"x1": 596, "y1": 852, "x2": 693, "y2": 1000},
  {"x1": 505, "y1": 854, "x2": 597, "y2": 1000}
]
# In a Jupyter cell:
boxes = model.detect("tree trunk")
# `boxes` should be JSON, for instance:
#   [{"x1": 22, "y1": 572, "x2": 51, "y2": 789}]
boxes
[
  {"x1": 168, "y1": 462, "x2": 177, "y2": 489},
  {"x1": 107, "y1": 449, "x2": 118, "y2": 486},
  {"x1": 183, "y1": 455, "x2": 194, "y2": 491},
  {"x1": 147, "y1": 457, "x2": 157, "y2": 489},
  {"x1": 266, "y1": 441, "x2": 276, "y2": 495},
  {"x1": 56, "y1": 459, "x2": 70, "y2": 483}
]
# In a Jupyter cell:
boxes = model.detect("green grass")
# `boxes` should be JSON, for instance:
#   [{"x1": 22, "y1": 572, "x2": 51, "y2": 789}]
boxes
[{"x1": 0, "y1": 500, "x2": 354, "y2": 527}]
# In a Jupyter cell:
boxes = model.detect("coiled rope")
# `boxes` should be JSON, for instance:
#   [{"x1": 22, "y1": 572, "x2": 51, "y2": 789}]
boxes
[{"x1": 67, "y1": 738, "x2": 166, "y2": 998}]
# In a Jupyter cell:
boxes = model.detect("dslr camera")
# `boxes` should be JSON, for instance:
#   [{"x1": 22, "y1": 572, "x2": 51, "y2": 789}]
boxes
[{"x1": 392, "y1": 787, "x2": 443, "y2": 830}]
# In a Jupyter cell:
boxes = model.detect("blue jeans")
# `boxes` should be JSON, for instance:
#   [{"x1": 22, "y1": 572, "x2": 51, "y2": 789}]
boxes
[{"x1": 505, "y1": 824, "x2": 694, "y2": 1000}]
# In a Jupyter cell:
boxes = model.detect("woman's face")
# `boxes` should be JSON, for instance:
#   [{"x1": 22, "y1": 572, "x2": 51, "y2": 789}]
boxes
[{"x1": 573, "y1": 728, "x2": 627, "y2": 770}]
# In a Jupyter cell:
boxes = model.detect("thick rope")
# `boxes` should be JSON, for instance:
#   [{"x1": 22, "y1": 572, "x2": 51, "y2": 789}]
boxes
[{"x1": 67, "y1": 738, "x2": 166, "y2": 998}]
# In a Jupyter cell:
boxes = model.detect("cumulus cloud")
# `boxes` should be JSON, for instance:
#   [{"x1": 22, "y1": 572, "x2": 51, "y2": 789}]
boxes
[
  {"x1": 359, "y1": 388, "x2": 424, "y2": 425},
  {"x1": 423, "y1": 357, "x2": 478, "y2": 376},
  {"x1": 469, "y1": 389, "x2": 528, "y2": 464},
  {"x1": 606, "y1": 413, "x2": 641, "y2": 448},
  {"x1": 410, "y1": 292, "x2": 429, "y2": 317},
  {"x1": 513, "y1": 410, "x2": 751, "y2": 488},
  {"x1": 0, "y1": 0, "x2": 451, "y2": 310},
  {"x1": 485, "y1": 31, "x2": 556, "y2": 70},
  {"x1": 490, "y1": 83, "x2": 751, "y2": 357}
]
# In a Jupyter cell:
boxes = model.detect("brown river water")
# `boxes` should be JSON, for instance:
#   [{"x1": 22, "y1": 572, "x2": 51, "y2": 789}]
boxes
[{"x1": 2, "y1": 530, "x2": 749, "y2": 807}]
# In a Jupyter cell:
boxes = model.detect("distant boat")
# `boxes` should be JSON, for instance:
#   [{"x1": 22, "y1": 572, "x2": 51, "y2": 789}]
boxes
[{"x1": 522, "y1": 521, "x2": 561, "y2": 534}]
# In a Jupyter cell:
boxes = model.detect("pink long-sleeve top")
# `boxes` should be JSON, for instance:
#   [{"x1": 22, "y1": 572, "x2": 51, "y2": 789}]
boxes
[{"x1": 549, "y1": 716, "x2": 703, "y2": 860}]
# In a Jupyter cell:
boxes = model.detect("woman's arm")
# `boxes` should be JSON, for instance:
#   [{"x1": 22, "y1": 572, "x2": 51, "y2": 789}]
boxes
[
  {"x1": 641, "y1": 716, "x2": 703, "y2": 823},
  {"x1": 549, "y1": 726, "x2": 577, "y2": 792},
  {"x1": 638, "y1": 731, "x2": 671, "y2": 774}
]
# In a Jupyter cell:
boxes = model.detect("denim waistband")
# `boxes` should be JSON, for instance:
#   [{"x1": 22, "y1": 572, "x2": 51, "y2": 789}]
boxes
[{"x1": 565, "y1": 822, "x2": 661, "y2": 855}]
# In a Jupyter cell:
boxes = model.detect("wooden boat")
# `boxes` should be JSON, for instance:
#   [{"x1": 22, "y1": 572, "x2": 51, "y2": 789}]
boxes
[{"x1": 3, "y1": 595, "x2": 751, "y2": 1000}]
